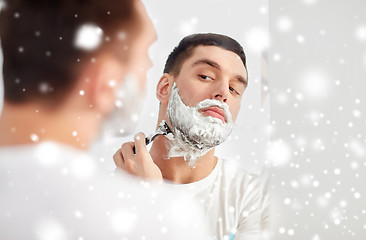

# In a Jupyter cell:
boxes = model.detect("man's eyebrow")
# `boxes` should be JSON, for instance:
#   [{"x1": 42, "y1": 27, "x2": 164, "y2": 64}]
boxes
[
  {"x1": 192, "y1": 59, "x2": 221, "y2": 70},
  {"x1": 236, "y1": 75, "x2": 248, "y2": 86}
]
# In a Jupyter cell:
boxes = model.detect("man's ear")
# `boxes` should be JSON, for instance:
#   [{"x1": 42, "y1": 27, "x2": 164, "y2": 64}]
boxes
[
  {"x1": 156, "y1": 73, "x2": 173, "y2": 104},
  {"x1": 86, "y1": 56, "x2": 126, "y2": 116}
]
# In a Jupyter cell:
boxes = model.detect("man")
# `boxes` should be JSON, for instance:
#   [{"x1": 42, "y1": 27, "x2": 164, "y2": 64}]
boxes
[
  {"x1": 114, "y1": 33, "x2": 269, "y2": 239},
  {"x1": 0, "y1": 0, "x2": 209, "y2": 239},
  {"x1": 0, "y1": 41, "x2": 3, "y2": 115}
]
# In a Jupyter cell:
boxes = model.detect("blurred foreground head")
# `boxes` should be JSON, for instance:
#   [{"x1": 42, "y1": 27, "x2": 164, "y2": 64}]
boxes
[
  {"x1": 0, "y1": 0, "x2": 154, "y2": 106},
  {"x1": 0, "y1": 0, "x2": 156, "y2": 146}
]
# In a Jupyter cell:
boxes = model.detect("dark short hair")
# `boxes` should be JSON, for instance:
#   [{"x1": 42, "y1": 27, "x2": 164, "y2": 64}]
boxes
[
  {"x1": 0, "y1": 0, "x2": 141, "y2": 105},
  {"x1": 163, "y1": 33, "x2": 247, "y2": 76}
]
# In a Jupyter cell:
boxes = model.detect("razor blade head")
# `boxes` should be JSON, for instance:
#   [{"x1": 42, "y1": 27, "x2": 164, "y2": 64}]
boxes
[{"x1": 161, "y1": 120, "x2": 173, "y2": 134}]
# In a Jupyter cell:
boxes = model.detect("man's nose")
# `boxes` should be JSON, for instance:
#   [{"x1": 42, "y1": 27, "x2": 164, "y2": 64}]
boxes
[{"x1": 211, "y1": 81, "x2": 229, "y2": 103}]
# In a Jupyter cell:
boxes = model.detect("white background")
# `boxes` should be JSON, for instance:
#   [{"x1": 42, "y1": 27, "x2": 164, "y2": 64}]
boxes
[{"x1": 269, "y1": 0, "x2": 366, "y2": 239}]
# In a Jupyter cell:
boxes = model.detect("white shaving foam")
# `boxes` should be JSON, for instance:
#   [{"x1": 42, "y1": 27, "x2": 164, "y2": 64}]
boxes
[{"x1": 167, "y1": 83, "x2": 234, "y2": 167}]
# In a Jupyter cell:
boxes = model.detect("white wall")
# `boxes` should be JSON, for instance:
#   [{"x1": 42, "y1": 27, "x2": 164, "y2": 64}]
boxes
[{"x1": 269, "y1": 0, "x2": 366, "y2": 239}]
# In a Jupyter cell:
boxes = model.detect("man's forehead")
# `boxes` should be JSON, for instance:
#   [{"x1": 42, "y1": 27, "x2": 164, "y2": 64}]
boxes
[
  {"x1": 188, "y1": 45, "x2": 244, "y2": 67},
  {"x1": 186, "y1": 46, "x2": 247, "y2": 80}
]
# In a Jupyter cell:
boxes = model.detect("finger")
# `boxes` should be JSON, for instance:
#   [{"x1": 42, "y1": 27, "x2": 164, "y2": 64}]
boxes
[
  {"x1": 134, "y1": 132, "x2": 147, "y2": 154},
  {"x1": 121, "y1": 141, "x2": 135, "y2": 163},
  {"x1": 113, "y1": 149, "x2": 125, "y2": 169}
]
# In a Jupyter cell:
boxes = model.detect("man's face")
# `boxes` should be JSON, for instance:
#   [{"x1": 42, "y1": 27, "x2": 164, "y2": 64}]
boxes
[
  {"x1": 164, "y1": 45, "x2": 248, "y2": 165},
  {"x1": 172, "y1": 45, "x2": 248, "y2": 123}
]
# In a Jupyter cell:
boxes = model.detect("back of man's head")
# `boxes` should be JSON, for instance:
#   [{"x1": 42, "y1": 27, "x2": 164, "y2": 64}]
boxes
[
  {"x1": 0, "y1": 0, "x2": 141, "y2": 106},
  {"x1": 163, "y1": 33, "x2": 247, "y2": 77}
]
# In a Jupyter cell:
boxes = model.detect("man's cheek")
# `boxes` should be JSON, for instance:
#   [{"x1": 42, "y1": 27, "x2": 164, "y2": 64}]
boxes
[{"x1": 231, "y1": 108, "x2": 240, "y2": 122}]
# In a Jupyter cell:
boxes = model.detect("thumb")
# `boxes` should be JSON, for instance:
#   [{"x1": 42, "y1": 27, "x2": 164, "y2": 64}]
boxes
[{"x1": 134, "y1": 132, "x2": 148, "y2": 154}]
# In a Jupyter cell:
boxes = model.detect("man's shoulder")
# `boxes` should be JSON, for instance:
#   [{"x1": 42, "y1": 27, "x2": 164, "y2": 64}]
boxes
[
  {"x1": 0, "y1": 143, "x2": 211, "y2": 239},
  {"x1": 0, "y1": 142, "x2": 97, "y2": 179},
  {"x1": 213, "y1": 159, "x2": 269, "y2": 238},
  {"x1": 0, "y1": 141, "x2": 92, "y2": 162},
  {"x1": 217, "y1": 159, "x2": 268, "y2": 198}
]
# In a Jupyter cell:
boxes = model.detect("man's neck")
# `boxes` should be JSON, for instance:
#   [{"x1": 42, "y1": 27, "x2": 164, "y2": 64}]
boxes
[
  {"x1": 0, "y1": 103, "x2": 100, "y2": 150},
  {"x1": 149, "y1": 135, "x2": 218, "y2": 184}
]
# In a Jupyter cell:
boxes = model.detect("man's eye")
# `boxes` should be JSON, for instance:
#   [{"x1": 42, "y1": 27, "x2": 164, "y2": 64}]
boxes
[
  {"x1": 199, "y1": 75, "x2": 213, "y2": 81},
  {"x1": 229, "y1": 86, "x2": 240, "y2": 95}
]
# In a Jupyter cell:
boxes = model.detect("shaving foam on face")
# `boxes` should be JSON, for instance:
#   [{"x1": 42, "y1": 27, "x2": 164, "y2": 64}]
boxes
[{"x1": 167, "y1": 83, "x2": 234, "y2": 167}]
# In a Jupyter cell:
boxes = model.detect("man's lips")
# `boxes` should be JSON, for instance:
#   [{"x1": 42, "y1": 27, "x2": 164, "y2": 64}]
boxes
[{"x1": 199, "y1": 106, "x2": 226, "y2": 122}]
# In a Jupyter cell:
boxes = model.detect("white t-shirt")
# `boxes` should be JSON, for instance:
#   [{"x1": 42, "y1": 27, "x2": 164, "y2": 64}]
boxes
[
  {"x1": 0, "y1": 142, "x2": 210, "y2": 240},
  {"x1": 166, "y1": 159, "x2": 269, "y2": 240}
]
